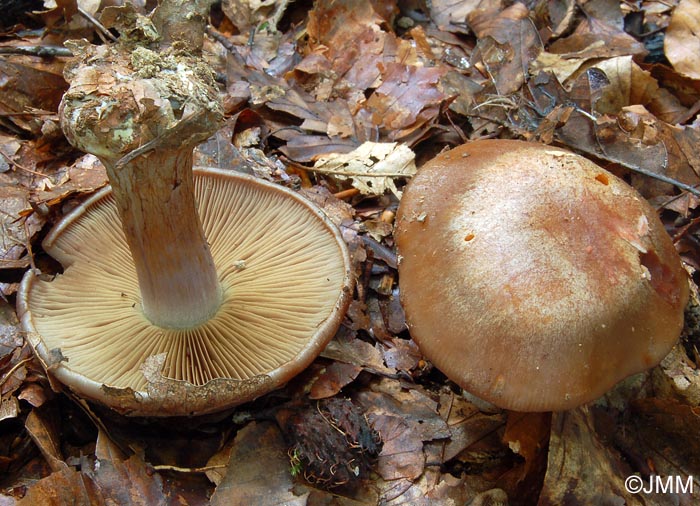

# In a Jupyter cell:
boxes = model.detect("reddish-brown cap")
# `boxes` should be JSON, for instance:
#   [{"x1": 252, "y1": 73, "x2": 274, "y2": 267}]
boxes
[{"x1": 395, "y1": 140, "x2": 688, "y2": 412}]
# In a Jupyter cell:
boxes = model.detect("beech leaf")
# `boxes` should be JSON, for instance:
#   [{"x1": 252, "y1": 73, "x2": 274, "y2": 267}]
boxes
[{"x1": 311, "y1": 142, "x2": 417, "y2": 197}]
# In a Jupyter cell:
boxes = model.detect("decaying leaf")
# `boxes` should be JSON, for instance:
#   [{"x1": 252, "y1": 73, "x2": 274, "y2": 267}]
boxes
[
  {"x1": 664, "y1": 0, "x2": 700, "y2": 80},
  {"x1": 309, "y1": 362, "x2": 363, "y2": 399},
  {"x1": 312, "y1": 142, "x2": 416, "y2": 198},
  {"x1": 210, "y1": 421, "x2": 310, "y2": 505}
]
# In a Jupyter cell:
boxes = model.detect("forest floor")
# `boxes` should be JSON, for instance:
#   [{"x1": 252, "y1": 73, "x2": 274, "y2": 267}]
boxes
[{"x1": 2, "y1": 0, "x2": 700, "y2": 504}]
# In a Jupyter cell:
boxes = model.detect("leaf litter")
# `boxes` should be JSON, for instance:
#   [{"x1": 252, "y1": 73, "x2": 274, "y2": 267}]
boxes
[{"x1": 2, "y1": 0, "x2": 700, "y2": 504}]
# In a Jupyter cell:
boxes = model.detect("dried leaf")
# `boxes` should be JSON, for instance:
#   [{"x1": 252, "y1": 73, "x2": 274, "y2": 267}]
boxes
[
  {"x1": 309, "y1": 362, "x2": 363, "y2": 399},
  {"x1": 664, "y1": 0, "x2": 700, "y2": 80},
  {"x1": 368, "y1": 413, "x2": 424, "y2": 481},
  {"x1": 0, "y1": 185, "x2": 45, "y2": 271},
  {"x1": 381, "y1": 338, "x2": 421, "y2": 373},
  {"x1": 312, "y1": 142, "x2": 416, "y2": 198},
  {"x1": 221, "y1": 0, "x2": 284, "y2": 32},
  {"x1": 0, "y1": 57, "x2": 67, "y2": 135},
  {"x1": 25, "y1": 406, "x2": 68, "y2": 473},
  {"x1": 17, "y1": 467, "x2": 101, "y2": 506},
  {"x1": 628, "y1": 397, "x2": 700, "y2": 485},
  {"x1": 652, "y1": 343, "x2": 700, "y2": 406},
  {"x1": 540, "y1": 406, "x2": 668, "y2": 505},
  {"x1": 430, "y1": 0, "x2": 483, "y2": 33},
  {"x1": 0, "y1": 397, "x2": 19, "y2": 423},
  {"x1": 210, "y1": 421, "x2": 310, "y2": 505},
  {"x1": 469, "y1": 3, "x2": 542, "y2": 95},
  {"x1": 321, "y1": 330, "x2": 395, "y2": 376}
]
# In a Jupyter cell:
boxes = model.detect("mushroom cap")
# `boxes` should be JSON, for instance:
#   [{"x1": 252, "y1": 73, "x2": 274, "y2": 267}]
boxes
[
  {"x1": 395, "y1": 140, "x2": 688, "y2": 412},
  {"x1": 18, "y1": 168, "x2": 353, "y2": 416}
]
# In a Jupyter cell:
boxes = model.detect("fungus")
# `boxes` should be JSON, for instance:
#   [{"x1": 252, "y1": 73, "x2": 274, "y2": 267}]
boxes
[
  {"x1": 17, "y1": 2, "x2": 352, "y2": 416},
  {"x1": 395, "y1": 140, "x2": 688, "y2": 412}
]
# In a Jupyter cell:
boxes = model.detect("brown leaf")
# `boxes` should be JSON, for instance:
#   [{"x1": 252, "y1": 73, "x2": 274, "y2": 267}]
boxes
[
  {"x1": 321, "y1": 329, "x2": 394, "y2": 375},
  {"x1": 381, "y1": 338, "x2": 421, "y2": 373},
  {"x1": 664, "y1": 0, "x2": 700, "y2": 80},
  {"x1": 87, "y1": 430, "x2": 167, "y2": 506},
  {"x1": 17, "y1": 383, "x2": 48, "y2": 408},
  {"x1": 0, "y1": 185, "x2": 45, "y2": 272},
  {"x1": 305, "y1": 0, "x2": 408, "y2": 90},
  {"x1": 210, "y1": 421, "x2": 310, "y2": 505},
  {"x1": 468, "y1": 3, "x2": 542, "y2": 96},
  {"x1": 368, "y1": 413, "x2": 424, "y2": 481},
  {"x1": 358, "y1": 379, "x2": 451, "y2": 442},
  {"x1": 0, "y1": 397, "x2": 19, "y2": 423},
  {"x1": 436, "y1": 389, "x2": 505, "y2": 462},
  {"x1": 17, "y1": 467, "x2": 101, "y2": 506},
  {"x1": 429, "y1": 0, "x2": 483, "y2": 33},
  {"x1": 539, "y1": 406, "x2": 669, "y2": 505},
  {"x1": 0, "y1": 57, "x2": 67, "y2": 136},
  {"x1": 25, "y1": 406, "x2": 68, "y2": 473},
  {"x1": 549, "y1": 12, "x2": 647, "y2": 59},
  {"x1": 365, "y1": 64, "x2": 448, "y2": 140},
  {"x1": 628, "y1": 397, "x2": 700, "y2": 483},
  {"x1": 309, "y1": 362, "x2": 363, "y2": 399}
]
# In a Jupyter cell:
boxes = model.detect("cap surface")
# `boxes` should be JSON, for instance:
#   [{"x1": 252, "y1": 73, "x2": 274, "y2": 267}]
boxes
[
  {"x1": 395, "y1": 140, "x2": 688, "y2": 412},
  {"x1": 18, "y1": 168, "x2": 352, "y2": 416}
]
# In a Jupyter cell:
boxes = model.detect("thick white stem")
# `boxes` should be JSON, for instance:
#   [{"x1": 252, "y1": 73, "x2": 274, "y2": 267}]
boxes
[{"x1": 105, "y1": 148, "x2": 222, "y2": 328}]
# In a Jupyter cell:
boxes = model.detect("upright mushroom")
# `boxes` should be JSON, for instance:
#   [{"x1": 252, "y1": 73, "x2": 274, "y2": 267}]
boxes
[
  {"x1": 395, "y1": 140, "x2": 688, "y2": 412},
  {"x1": 17, "y1": 1, "x2": 352, "y2": 416}
]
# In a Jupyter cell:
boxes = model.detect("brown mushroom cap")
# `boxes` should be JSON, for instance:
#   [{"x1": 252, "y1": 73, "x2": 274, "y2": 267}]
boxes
[
  {"x1": 18, "y1": 168, "x2": 352, "y2": 416},
  {"x1": 395, "y1": 140, "x2": 688, "y2": 412}
]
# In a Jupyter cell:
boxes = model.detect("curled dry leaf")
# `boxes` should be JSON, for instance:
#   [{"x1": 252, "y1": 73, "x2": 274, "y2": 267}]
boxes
[
  {"x1": 312, "y1": 142, "x2": 417, "y2": 198},
  {"x1": 664, "y1": 0, "x2": 700, "y2": 80}
]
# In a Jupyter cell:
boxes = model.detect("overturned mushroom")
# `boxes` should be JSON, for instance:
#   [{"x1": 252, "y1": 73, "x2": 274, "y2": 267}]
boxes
[
  {"x1": 17, "y1": 2, "x2": 352, "y2": 416},
  {"x1": 395, "y1": 140, "x2": 688, "y2": 412}
]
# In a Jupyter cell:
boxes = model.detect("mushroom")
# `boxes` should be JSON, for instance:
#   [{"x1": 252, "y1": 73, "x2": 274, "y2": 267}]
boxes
[
  {"x1": 395, "y1": 139, "x2": 688, "y2": 412},
  {"x1": 17, "y1": 2, "x2": 352, "y2": 416}
]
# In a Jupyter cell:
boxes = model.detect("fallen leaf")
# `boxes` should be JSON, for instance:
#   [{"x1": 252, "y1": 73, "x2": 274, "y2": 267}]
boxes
[
  {"x1": 210, "y1": 421, "x2": 310, "y2": 505},
  {"x1": 468, "y1": 2, "x2": 542, "y2": 96},
  {"x1": 309, "y1": 362, "x2": 363, "y2": 399},
  {"x1": 664, "y1": 0, "x2": 700, "y2": 80},
  {"x1": 321, "y1": 329, "x2": 395, "y2": 376},
  {"x1": 312, "y1": 141, "x2": 416, "y2": 198},
  {"x1": 25, "y1": 406, "x2": 69, "y2": 473},
  {"x1": 539, "y1": 406, "x2": 671, "y2": 505},
  {"x1": 429, "y1": 0, "x2": 483, "y2": 33}
]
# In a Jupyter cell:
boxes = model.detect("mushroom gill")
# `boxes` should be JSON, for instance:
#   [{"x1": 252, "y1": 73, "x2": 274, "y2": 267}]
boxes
[{"x1": 24, "y1": 168, "x2": 350, "y2": 393}]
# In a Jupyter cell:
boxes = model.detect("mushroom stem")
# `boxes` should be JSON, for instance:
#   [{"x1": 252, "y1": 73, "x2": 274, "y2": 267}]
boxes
[
  {"x1": 58, "y1": 2, "x2": 227, "y2": 329},
  {"x1": 105, "y1": 148, "x2": 222, "y2": 329}
]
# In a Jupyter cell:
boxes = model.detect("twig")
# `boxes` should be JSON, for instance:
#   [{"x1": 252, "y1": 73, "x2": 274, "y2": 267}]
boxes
[
  {"x1": 0, "y1": 46, "x2": 72, "y2": 57},
  {"x1": 78, "y1": 6, "x2": 117, "y2": 43},
  {"x1": 0, "y1": 358, "x2": 33, "y2": 389},
  {"x1": 206, "y1": 25, "x2": 237, "y2": 53},
  {"x1": 609, "y1": 159, "x2": 700, "y2": 197},
  {"x1": 152, "y1": 463, "x2": 228, "y2": 473},
  {"x1": 0, "y1": 149, "x2": 45, "y2": 176}
]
